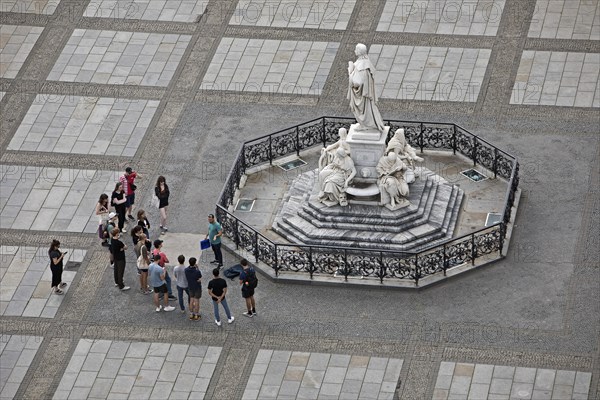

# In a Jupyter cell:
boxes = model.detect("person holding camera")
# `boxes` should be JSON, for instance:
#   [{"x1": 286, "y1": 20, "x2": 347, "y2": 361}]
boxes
[
  {"x1": 122, "y1": 166, "x2": 141, "y2": 222},
  {"x1": 48, "y1": 239, "x2": 68, "y2": 295}
]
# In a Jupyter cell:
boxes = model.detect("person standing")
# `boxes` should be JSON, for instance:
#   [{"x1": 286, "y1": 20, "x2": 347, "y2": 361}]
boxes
[
  {"x1": 173, "y1": 255, "x2": 189, "y2": 313},
  {"x1": 184, "y1": 257, "x2": 202, "y2": 320},
  {"x1": 137, "y1": 209, "x2": 150, "y2": 239},
  {"x1": 149, "y1": 255, "x2": 175, "y2": 312},
  {"x1": 155, "y1": 176, "x2": 169, "y2": 234},
  {"x1": 239, "y1": 259, "x2": 257, "y2": 317},
  {"x1": 95, "y1": 194, "x2": 109, "y2": 246},
  {"x1": 152, "y1": 239, "x2": 176, "y2": 300},
  {"x1": 122, "y1": 167, "x2": 141, "y2": 221},
  {"x1": 48, "y1": 240, "x2": 67, "y2": 295},
  {"x1": 111, "y1": 182, "x2": 128, "y2": 233},
  {"x1": 206, "y1": 214, "x2": 223, "y2": 267},
  {"x1": 106, "y1": 212, "x2": 118, "y2": 267},
  {"x1": 110, "y1": 228, "x2": 130, "y2": 291},
  {"x1": 135, "y1": 232, "x2": 151, "y2": 294},
  {"x1": 208, "y1": 268, "x2": 234, "y2": 326}
]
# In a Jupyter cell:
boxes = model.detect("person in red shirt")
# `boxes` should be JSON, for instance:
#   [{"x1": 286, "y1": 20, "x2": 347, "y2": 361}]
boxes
[
  {"x1": 122, "y1": 167, "x2": 142, "y2": 222},
  {"x1": 152, "y1": 239, "x2": 176, "y2": 300}
]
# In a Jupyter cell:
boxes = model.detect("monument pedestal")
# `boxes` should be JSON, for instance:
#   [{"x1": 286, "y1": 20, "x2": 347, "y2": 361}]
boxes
[{"x1": 346, "y1": 123, "x2": 389, "y2": 183}]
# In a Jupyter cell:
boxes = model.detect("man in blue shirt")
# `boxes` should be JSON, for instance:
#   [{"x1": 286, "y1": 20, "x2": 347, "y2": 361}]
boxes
[
  {"x1": 149, "y1": 255, "x2": 175, "y2": 312},
  {"x1": 206, "y1": 214, "x2": 223, "y2": 267},
  {"x1": 185, "y1": 257, "x2": 202, "y2": 321}
]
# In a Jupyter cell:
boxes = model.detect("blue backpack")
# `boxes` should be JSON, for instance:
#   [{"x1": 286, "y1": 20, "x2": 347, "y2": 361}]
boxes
[{"x1": 223, "y1": 264, "x2": 244, "y2": 280}]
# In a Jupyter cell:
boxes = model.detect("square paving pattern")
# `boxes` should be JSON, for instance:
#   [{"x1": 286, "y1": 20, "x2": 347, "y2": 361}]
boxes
[
  {"x1": 47, "y1": 29, "x2": 191, "y2": 86},
  {"x1": 200, "y1": 38, "x2": 339, "y2": 95},
  {"x1": 242, "y1": 350, "x2": 403, "y2": 400},
  {"x1": 0, "y1": 335, "x2": 43, "y2": 400},
  {"x1": 511, "y1": 50, "x2": 600, "y2": 107},
  {"x1": 0, "y1": 25, "x2": 44, "y2": 79},
  {"x1": 0, "y1": 0, "x2": 60, "y2": 14},
  {"x1": 7, "y1": 95, "x2": 159, "y2": 156},
  {"x1": 84, "y1": 0, "x2": 208, "y2": 23},
  {"x1": 230, "y1": 0, "x2": 357, "y2": 30},
  {"x1": 528, "y1": 0, "x2": 600, "y2": 40},
  {"x1": 53, "y1": 339, "x2": 222, "y2": 400},
  {"x1": 0, "y1": 246, "x2": 86, "y2": 318},
  {"x1": 377, "y1": 0, "x2": 506, "y2": 36},
  {"x1": 0, "y1": 165, "x2": 120, "y2": 232},
  {"x1": 433, "y1": 361, "x2": 592, "y2": 400},
  {"x1": 368, "y1": 44, "x2": 491, "y2": 102}
]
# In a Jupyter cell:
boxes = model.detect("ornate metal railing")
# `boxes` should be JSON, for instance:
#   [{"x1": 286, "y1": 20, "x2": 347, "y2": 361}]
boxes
[{"x1": 216, "y1": 117, "x2": 519, "y2": 286}]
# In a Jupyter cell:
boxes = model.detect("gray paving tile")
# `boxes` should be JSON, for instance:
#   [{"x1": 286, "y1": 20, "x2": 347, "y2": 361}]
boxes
[
  {"x1": 1, "y1": 0, "x2": 61, "y2": 14},
  {"x1": 378, "y1": 0, "x2": 506, "y2": 36},
  {"x1": 529, "y1": 0, "x2": 600, "y2": 40},
  {"x1": 0, "y1": 336, "x2": 43, "y2": 398},
  {"x1": 0, "y1": 25, "x2": 44, "y2": 78}
]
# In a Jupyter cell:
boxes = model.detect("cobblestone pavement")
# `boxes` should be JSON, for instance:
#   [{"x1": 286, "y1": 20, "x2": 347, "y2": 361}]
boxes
[{"x1": 0, "y1": 0, "x2": 598, "y2": 399}]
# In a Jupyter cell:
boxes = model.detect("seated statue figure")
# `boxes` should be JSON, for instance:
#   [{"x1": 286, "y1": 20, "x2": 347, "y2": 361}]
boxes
[
  {"x1": 377, "y1": 152, "x2": 410, "y2": 210},
  {"x1": 319, "y1": 128, "x2": 351, "y2": 172},
  {"x1": 318, "y1": 147, "x2": 356, "y2": 207},
  {"x1": 385, "y1": 128, "x2": 423, "y2": 183}
]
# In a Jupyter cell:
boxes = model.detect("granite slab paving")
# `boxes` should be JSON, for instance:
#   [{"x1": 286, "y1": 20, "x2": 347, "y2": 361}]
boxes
[
  {"x1": 433, "y1": 361, "x2": 592, "y2": 400},
  {"x1": 7, "y1": 95, "x2": 160, "y2": 157},
  {"x1": 84, "y1": 0, "x2": 208, "y2": 23},
  {"x1": 528, "y1": 0, "x2": 600, "y2": 40},
  {"x1": 52, "y1": 339, "x2": 222, "y2": 400},
  {"x1": 0, "y1": 0, "x2": 60, "y2": 14},
  {"x1": 242, "y1": 350, "x2": 403, "y2": 400},
  {"x1": 230, "y1": 0, "x2": 358, "y2": 30},
  {"x1": 0, "y1": 92, "x2": 5, "y2": 102},
  {"x1": 47, "y1": 29, "x2": 191, "y2": 86},
  {"x1": 0, "y1": 165, "x2": 120, "y2": 233},
  {"x1": 378, "y1": 0, "x2": 506, "y2": 36},
  {"x1": 0, "y1": 25, "x2": 44, "y2": 79},
  {"x1": 0, "y1": 335, "x2": 43, "y2": 400},
  {"x1": 200, "y1": 38, "x2": 339, "y2": 95},
  {"x1": 511, "y1": 50, "x2": 600, "y2": 107},
  {"x1": 367, "y1": 44, "x2": 491, "y2": 102},
  {"x1": 0, "y1": 246, "x2": 86, "y2": 318}
]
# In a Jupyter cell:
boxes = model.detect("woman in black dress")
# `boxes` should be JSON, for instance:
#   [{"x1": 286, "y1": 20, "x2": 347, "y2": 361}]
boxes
[
  {"x1": 111, "y1": 182, "x2": 128, "y2": 233},
  {"x1": 155, "y1": 176, "x2": 170, "y2": 233},
  {"x1": 48, "y1": 239, "x2": 67, "y2": 295}
]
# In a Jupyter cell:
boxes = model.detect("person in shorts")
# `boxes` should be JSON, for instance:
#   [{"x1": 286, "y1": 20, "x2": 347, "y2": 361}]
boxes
[
  {"x1": 123, "y1": 167, "x2": 141, "y2": 221},
  {"x1": 185, "y1": 257, "x2": 202, "y2": 320},
  {"x1": 149, "y1": 254, "x2": 175, "y2": 312},
  {"x1": 239, "y1": 258, "x2": 257, "y2": 317}
]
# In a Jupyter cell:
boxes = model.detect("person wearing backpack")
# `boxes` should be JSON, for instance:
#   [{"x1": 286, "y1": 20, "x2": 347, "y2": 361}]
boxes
[{"x1": 238, "y1": 258, "x2": 257, "y2": 317}]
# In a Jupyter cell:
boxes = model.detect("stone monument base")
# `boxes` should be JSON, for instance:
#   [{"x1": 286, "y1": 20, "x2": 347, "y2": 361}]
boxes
[{"x1": 346, "y1": 123, "x2": 389, "y2": 184}]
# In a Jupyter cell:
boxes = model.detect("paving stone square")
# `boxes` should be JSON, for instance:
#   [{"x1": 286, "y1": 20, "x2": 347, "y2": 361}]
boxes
[
  {"x1": 433, "y1": 361, "x2": 592, "y2": 400},
  {"x1": 47, "y1": 29, "x2": 191, "y2": 86},
  {"x1": 7, "y1": 95, "x2": 159, "y2": 156},
  {"x1": 511, "y1": 50, "x2": 600, "y2": 107},
  {"x1": 84, "y1": 0, "x2": 208, "y2": 23},
  {"x1": 0, "y1": 335, "x2": 43, "y2": 399},
  {"x1": 52, "y1": 339, "x2": 221, "y2": 400},
  {"x1": 200, "y1": 38, "x2": 339, "y2": 95},
  {"x1": 528, "y1": 0, "x2": 600, "y2": 40},
  {"x1": 242, "y1": 350, "x2": 403, "y2": 400},
  {"x1": 0, "y1": 165, "x2": 120, "y2": 232},
  {"x1": 0, "y1": 25, "x2": 44, "y2": 79},
  {"x1": 0, "y1": 92, "x2": 5, "y2": 102},
  {"x1": 377, "y1": 0, "x2": 506, "y2": 36},
  {"x1": 0, "y1": 246, "x2": 86, "y2": 318},
  {"x1": 367, "y1": 44, "x2": 491, "y2": 102},
  {"x1": 230, "y1": 0, "x2": 358, "y2": 30},
  {"x1": 0, "y1": 0, "x2": 60, "y2": 14}
]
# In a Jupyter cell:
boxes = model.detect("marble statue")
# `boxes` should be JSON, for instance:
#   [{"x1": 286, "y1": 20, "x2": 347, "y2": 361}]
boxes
[
  {"x1": 377, "y1": 152, "x2": 410, "y2": 210},
  {"x1": 319, "y1": 128, "x2": 351, "y2": 171},
  {"x1": 385, "y1": 128, "x2": 424, "y2": 183},
  {"x1": 347, "y1": 43, "x2": 385, "y2": 132},
  {"x1": 318, "y1": 147, "x2": 357, "y2": 207}
]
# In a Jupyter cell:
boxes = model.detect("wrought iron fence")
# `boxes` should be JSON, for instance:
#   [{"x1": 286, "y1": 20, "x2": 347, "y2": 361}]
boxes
[{"x1": 216, "y1": 117, "x2": 519, "y2": 286}]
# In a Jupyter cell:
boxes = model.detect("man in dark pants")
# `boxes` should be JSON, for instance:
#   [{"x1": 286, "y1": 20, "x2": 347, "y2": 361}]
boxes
[
  {"x1": 206, "y1": 214, "x2": 223, "y2": 267},
  {"x1": 239, "y1": 259, "x2": 256, "y2": 317},
  {"x1": 110, "y1": 228, "x2": 130, "y2": 291}
]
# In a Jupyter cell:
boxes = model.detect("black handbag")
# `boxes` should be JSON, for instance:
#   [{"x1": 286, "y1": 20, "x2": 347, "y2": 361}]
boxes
[{"x1": 130, "y1": 183, "x2": 137, "y2": 191}]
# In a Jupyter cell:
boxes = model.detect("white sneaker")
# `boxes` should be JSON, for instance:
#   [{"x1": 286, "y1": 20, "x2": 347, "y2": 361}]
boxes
[
  {"x1": 121, "y1": 286, "x2": 131, "y2": 291},
  {"x1": 215, "y1": 320, "x2": 222, "y2": 326},
  {"x1": 156, "y1": 305, "x2": 162, "y2": 312},
  {"x1": 121, "y1": 228, "x2": 127, "y2": 233},
  {"x1": 228, "y1": 316, "x2": 234, "y2": 324},
  {"x1": 164, "y1": 306, "x2": 175, "y2": 312}
]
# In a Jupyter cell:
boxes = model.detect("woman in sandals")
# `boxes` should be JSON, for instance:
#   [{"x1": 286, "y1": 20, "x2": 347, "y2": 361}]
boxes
[
  {"x1": 154, "y1": 176, "x2": 170, "y2": 234},
  {"x1": 48, "y1": 239, "x2": 68, "y2": 295}
]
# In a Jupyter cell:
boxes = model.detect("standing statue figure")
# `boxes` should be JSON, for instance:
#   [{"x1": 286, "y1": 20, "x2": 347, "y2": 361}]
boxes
[
  {"x1": 385, "y1": 128, "x2": 424, "y2": 183},
  {"x1": 318, "y1": 147, "x2": 357, "y2": 207},
  {"x1": 319, "y1": 128, "x2": 351, "y2": 171},
  {"x1": 348, "y1": 44, "x2": 385, "y2": 132},
  {"x1": 377, "y1": 152, "x2": 410, "y2": 210}
]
